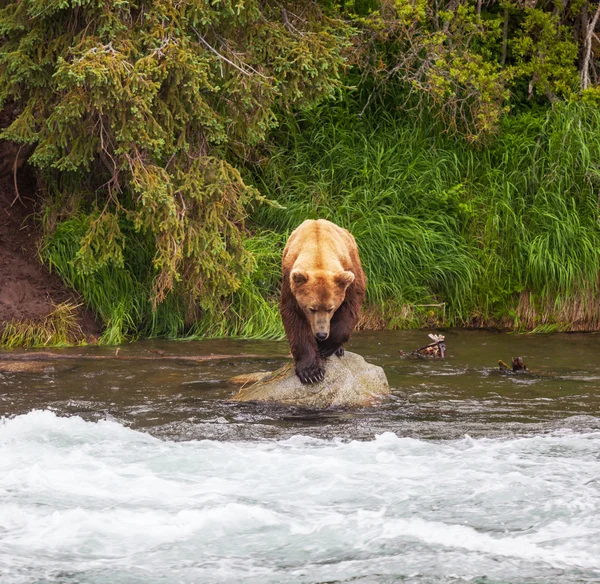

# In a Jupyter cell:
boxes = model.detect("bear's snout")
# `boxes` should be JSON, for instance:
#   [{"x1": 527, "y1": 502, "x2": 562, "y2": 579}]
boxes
[{"x1": 316, "y1": 332, "x2": 328, "y2": 341}]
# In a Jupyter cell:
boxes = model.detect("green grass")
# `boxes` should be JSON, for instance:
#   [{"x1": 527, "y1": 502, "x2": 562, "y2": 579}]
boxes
[
  {"x1": 43, "y1": 215, "x2": 286, "y2": 343},
  {"x1": 44, "y1": 216, "x2": 150, "y2": 345},
  {"x1": 0, "y1": 302, "x2": 87, "y2": 349},
  {"x1": 249, "y1": 95, "x2": 600, "y2": 329},
  {"x1": 41, "y1": 92, "x2": 600, "y2": 342},
  {"x1": 189, "y1": 230, "x2": 285, "y2": 339}
]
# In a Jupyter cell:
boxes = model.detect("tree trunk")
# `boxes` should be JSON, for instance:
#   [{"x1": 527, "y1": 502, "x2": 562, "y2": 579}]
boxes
[
  {"x1": 501, "y1": 6, "x2": 509, "y2": 66},
  {"x1": 442, "y1": 0, "x2": 461, "y2": 33},
  {"x1": 552, "y1": 0, "x2": 568, "y2": 19},
  {"x1": 581, "y1": 2, "x2": 600, "y2": 90}
]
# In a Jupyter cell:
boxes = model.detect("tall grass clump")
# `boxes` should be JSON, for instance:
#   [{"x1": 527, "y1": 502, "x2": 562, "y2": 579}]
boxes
[
  {"x1": 248, "y1": 93, "x2": 600, "y2": 330},
  {"x1": 190, "y1": 230, "x2": 285, "y2": 339},
  {"x1": 0, "y1": 302, "x2": 86, "y2": 349},
  {"x1": 478, "y1": 102, "x2": 600, "y2": 327},
  {"x1": 44, "y1": 215, "x2": 185, "y2": 344},
  {"x1": 43, "y1": 216, "x2": 287, "y2": 342},
  {"x1": 252, "y1": 99, "x2": 484, "y2": 326}
]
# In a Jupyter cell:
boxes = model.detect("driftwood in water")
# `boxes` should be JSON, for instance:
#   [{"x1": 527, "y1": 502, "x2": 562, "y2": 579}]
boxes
[
  {"x1": 498, "y1": 356, "x2": 528, "y2": 372},
  {"x1": 0, "y1": 351, "x2": 276, "y2": 363},
  {"x1": 399, "y1": 334, "x2": 447, "y2": 359}
]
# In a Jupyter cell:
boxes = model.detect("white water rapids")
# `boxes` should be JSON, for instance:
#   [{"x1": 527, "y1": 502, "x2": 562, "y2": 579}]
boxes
[{"x1": 1, "y1": 410, "x2": 600, "y2": 583}]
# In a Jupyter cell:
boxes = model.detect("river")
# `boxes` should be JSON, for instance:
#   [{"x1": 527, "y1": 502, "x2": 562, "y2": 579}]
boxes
[{"x1": 1, "y1": 330, "x2": 599, "y2": 583}]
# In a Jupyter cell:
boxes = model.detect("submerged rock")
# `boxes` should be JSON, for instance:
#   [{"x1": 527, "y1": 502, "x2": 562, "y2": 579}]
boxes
[
  {"x1": 0, "y1": 361, "x2": 54, "y2": 373},
  {"x1": 232, "y1": 351, "x2": 390, "y2": 408}
]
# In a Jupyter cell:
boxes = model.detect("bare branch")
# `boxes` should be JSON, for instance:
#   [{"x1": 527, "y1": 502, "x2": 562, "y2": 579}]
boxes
[
  {"x1": 581, "y1": 2, "x2": 600, "y2": 90},
  {"x1": 10, "y1": 146, "x2": 25, "y2": 208},
  {"x1": 501, "y1": 6, "x2": 509, "y2": 66},
  {"x1": 191, "y1": 26, "x2": 268, "y2": 79}
]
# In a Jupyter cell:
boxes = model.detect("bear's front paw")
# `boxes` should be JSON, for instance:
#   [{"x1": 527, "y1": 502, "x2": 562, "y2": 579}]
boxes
[
  {"x1": 296, "y1": 360, "x2": 325, "y2": 384},
  {"x1": 319, "y1": 345, "x2": 344, "y2": 358}
]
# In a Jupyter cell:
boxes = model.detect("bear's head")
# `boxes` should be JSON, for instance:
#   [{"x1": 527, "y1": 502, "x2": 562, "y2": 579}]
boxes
[{"x1": 290, "y1": 268, "x2": 355, "y2": 340}]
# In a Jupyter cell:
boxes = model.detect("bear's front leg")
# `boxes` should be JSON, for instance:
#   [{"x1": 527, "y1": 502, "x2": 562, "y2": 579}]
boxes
[
  {"x1": 291, "y1": 325, "x2": 324, "y2": 383},
  {"x1": 318, "y1": 340, "x2": 343, "y2": 358},
  {"x1": 291, "y1": 326, "x2": 325, "y2": 384},
  {"x1": 281, "y1": 300, "x2": 326, "y2": 384}
]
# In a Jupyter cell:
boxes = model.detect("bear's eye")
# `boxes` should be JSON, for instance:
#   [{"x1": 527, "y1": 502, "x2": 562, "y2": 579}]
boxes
[
  {"x1": 327, "y1": 307, "x2": 335, "y2": 312},
  {"x1": 309, "y1": 307, "x2": 317, "y2": 313}
]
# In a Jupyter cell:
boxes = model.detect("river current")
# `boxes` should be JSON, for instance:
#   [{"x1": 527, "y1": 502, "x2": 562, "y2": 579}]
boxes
[{"x1": 1, "y1": 330, "x2": 600, "y2": 583}]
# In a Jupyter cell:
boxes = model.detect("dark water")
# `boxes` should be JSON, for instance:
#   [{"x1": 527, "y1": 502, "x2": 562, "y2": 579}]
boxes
[
  {"x1": 2, "y1": 330, "x2": 600, "y2": 440},
  {"x1": 2, "y1": 331, "x2": 600, "y2": 584}
]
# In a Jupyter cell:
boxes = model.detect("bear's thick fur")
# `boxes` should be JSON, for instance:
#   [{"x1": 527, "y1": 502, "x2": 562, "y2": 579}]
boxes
[{"x1": 280, "y1": 219, "x2": 366, "y2": 384}]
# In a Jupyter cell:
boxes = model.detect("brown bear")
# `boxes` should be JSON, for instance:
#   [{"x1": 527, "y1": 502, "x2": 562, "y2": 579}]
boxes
[{"x1": 280, "y1": 219, "x2": 367, "y2": 384}]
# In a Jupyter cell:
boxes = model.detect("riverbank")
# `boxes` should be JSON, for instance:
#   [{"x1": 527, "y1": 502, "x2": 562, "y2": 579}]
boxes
[
  {"x1": 0, "y1": 110, "x2": 100, "y2": 347},
  {"x1": 2, "y1": 98, "x2": 600, "y2": 347}
]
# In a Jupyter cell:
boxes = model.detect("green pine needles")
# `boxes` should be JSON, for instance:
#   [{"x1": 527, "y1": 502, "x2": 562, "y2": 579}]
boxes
[{"x1": 0, "y1": 0, "x2": 351, "y2": 343}]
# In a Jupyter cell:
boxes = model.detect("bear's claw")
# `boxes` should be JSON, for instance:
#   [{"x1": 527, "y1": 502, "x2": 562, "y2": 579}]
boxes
[{"x1": 296, "y1": 361, "x2": 325, "y2": 384}]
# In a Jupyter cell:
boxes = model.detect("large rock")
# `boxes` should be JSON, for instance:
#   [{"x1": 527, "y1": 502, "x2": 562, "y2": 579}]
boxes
[{"x1": 232, "y1": 351, "x2": 390, "y2": 408}]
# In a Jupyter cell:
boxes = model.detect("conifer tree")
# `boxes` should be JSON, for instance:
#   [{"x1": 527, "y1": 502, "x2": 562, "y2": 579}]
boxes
[{"x1": 0, "y1": 0, "x2": 351, "y2": 313}]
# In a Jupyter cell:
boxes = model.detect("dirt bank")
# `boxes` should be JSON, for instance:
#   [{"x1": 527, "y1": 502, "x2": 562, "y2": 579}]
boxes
[{"x1": 0, "y1": 109, "x2": 100, "y2": 340}]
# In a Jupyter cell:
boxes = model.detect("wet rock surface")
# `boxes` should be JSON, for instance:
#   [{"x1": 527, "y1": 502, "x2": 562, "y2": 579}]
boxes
[{"x1": 232, "y1": 351, "x2": 390, "y2": 408}]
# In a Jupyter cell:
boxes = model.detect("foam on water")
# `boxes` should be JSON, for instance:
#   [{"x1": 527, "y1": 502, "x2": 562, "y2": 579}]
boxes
[{"x1": 1, "y1": 410, "x2": 600, "y2": 583}]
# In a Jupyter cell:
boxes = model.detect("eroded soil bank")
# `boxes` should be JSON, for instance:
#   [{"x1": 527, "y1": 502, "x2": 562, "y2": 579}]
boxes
[{"x1": 0, "y1": 113, "x2": 99, "y2": 340}]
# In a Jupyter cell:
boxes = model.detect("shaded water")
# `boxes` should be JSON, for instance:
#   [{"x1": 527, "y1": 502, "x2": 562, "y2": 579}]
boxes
[{"x1": 1, "y1": 330, "x2": 600, "y2": 583}]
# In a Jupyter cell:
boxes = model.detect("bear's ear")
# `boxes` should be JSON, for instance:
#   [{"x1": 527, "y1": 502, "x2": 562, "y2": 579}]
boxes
[
  {"x1": 291, "y1": 269, "x2": 309, "y2": 286},
  {"x1": 334, "y1": 270, "x2": 355, "y2": 289}
]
